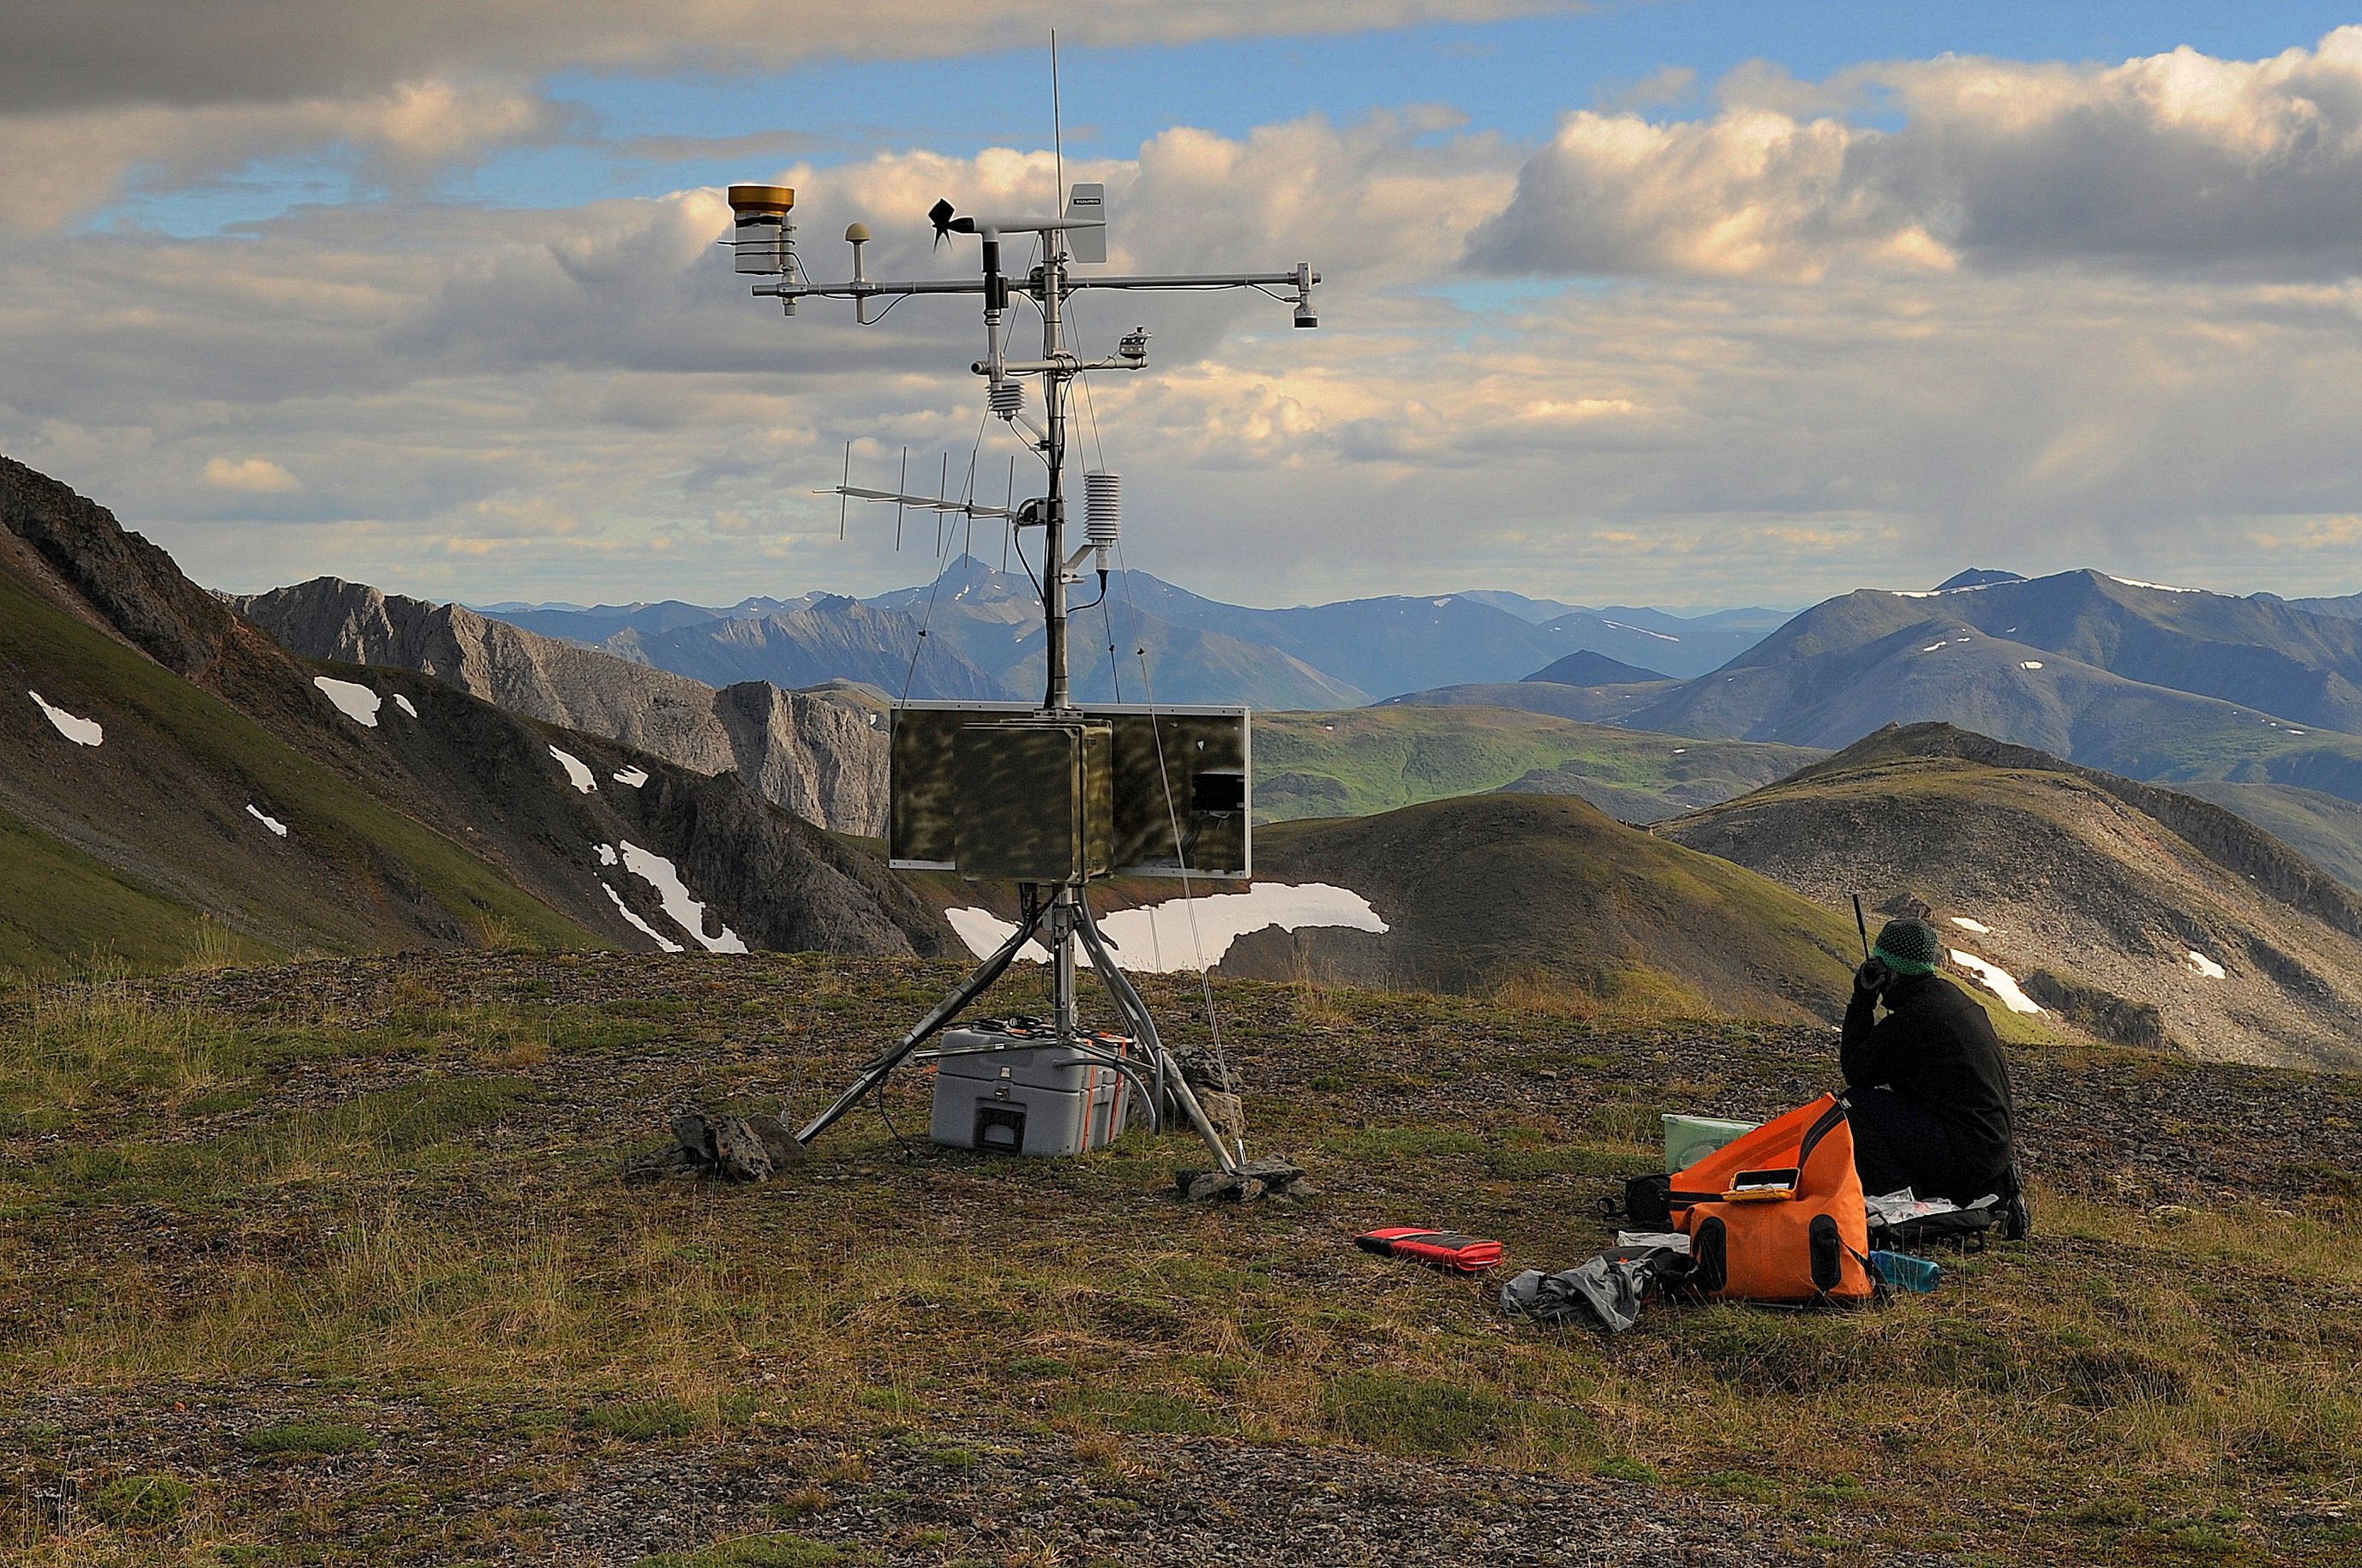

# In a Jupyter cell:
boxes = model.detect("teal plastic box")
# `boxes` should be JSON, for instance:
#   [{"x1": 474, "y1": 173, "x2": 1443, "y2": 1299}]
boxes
[{"x1": 1663, "y1": 1114, "x2": 1759, "y2": 1173}]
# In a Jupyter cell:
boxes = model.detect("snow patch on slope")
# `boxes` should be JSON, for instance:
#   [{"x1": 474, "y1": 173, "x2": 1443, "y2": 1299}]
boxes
[
  {"x1": 393, "y1": 694, "x2": 419, "y2": 718},
  {"x1": 245, "y1": 805, "x2": 289, "y2": 837},
  {"x1": 602, "y1": 881, "x2": 683, "y2": 953},
  {"x1": 612, "y1": 766, "x2": 650, "y2": 787},
  {"x1": 1951, "y1": 949, "x2": 2042, "y2": 1014},
  {"x1": 1949, "y1": 916, "x2": 1992, "y2": 934},
  {"x1": 944, "y1": 883, "x2": 1388, "y2": 973},
  {"x1": 2185, "y1": 950, "x2": 2227, "y2": 979},
  {"x1": 616, "y1": 841, "x2": 746, "y2": 954},
  {"x1": 27, "y1": 691, "x2": 102, "y2": 746},
  {"x1": 314, "y1": 676, "x2": 381, "y2": 727},
  {"x1": 549, "y1": 745, "x2": 596, "y2": 793}
]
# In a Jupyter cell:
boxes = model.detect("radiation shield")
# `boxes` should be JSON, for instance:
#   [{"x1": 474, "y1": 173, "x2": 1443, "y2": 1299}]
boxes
[{"x1": 890, "y1": 703, "x2": 1250, "y2": 880}]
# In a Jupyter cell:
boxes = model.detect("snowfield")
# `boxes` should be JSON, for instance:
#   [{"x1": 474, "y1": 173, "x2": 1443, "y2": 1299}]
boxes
[
  {"x1": 616, "y1": 841, "x2": 746, "y2": 954},
  {"x1": 314, "y1": 676, "x2": 381, "y2": 727},
  {"x1": 27, "y1": 691, "x2": 102, "y2": 746},
  {"x1": 945, "y1": 883, "x2": 1388, "y2": 973},
  {"x1": 1950, "y1": 949, "x2": 2043, "y2": 1014},
  {"x1": 549, "y1": 746, "x2": 596, "y2": 793},
  {"x1": 612, "y1": 766, "x2": 650, "y2": 787},
  {"x1": 601, "y1": 883, "x2": 681, "y2": 953}
]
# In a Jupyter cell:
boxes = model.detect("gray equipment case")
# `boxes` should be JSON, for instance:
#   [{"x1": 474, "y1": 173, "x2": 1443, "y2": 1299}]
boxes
[{"x1": 928, "y1": 1024, "x2": 1134, "y2": 1157}]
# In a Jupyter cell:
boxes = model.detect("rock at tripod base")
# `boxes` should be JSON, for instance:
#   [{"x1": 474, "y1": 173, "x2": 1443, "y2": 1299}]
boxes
[
  {"x1": 708, "y1": 1116, "x2": 774, "y2": 1182},
  {"x1": 1196, "y1": 1090, "x2": 1246, "y2": 1144},
  {"x1": 624, "y1": 1105, "x2": 799, "y2": 1184},
  {"x1": 1177, "y1": 1157, "x2": 1309, "y2": 1202}
]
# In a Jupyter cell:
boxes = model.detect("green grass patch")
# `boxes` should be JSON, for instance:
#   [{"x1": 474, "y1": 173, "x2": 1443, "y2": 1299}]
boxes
[
  {"x1": 1320, "y1": 1370, "x2": 1520, "y2": 1457},
  {"x1": 242, "y1": 1421, "x2": 375, "y2": 1457},
  {"x1": 1057, "y1": 1386, "x2": 1222, "y2": 1436},
  {"x1": 89, "y1": 1471, "x2": 195, "y2": 1528}
]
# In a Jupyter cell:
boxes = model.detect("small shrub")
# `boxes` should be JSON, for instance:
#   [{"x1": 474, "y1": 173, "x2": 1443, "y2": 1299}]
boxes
[
  {"x1": 90, "y1": 1472, "x2": 194, "y2": 1528},
  {"x1": 1320, "y1": 1370, "x2": 1516, "y2": 1457},
  {"x1": 243, "y1": 1421, "x2": 375, "y2": 1457},
  {"x1": 768, "y1": 1487, "x2": 832, "y2": 1519},
  {"x1": 1593, "y1": 1457, "x2": 1658, "y2": 1484},
  {"x1": 632, "y1": 1534, "x2": 866, "y2": 1568},
  {"x1": 586, "y1": 1399, "x2": 698, "y2": 1441},
  {"x1": 2054, "y1": 1346, "x2": 2192, "y2": 1409}
]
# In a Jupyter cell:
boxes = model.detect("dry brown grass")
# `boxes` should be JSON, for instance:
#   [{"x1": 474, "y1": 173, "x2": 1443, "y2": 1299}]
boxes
[{"x1": 3, "y1": 957, "x2": 2355, "y2": 1565}]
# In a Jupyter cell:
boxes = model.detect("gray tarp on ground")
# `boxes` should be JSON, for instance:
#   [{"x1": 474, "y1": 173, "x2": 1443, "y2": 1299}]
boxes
[{"x1": 1500, "y1": 1246, "x2": 1685, "y2": 1332}]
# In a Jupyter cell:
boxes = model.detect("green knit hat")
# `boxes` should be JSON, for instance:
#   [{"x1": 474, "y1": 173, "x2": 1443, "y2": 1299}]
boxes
[{"x1": 1873, "y1": 917, "x2": 1945, "y2": 976}]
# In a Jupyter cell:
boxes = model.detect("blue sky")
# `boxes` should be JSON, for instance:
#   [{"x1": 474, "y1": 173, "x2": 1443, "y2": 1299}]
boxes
[
  {"x1": 120, "y1": 3, "x2": 2362, "y2": 235},
  {"x1": 10, "y1": 3, "x2": 2362, "y2": 609}
]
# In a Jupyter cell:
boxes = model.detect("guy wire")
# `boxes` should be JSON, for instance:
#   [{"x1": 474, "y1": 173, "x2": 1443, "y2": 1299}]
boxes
[{"x1": 1113, "y1": 538, "x2": 1233, "y2": 1095}]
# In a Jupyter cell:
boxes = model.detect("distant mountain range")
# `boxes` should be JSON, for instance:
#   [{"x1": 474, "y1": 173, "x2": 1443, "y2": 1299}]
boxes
[
  {"x1": 468, "y1": 557, "x2": 1786, "y2": 707},
  {"x1": 1394, "y1": 568, "x2": 2362, "y2": 823}
]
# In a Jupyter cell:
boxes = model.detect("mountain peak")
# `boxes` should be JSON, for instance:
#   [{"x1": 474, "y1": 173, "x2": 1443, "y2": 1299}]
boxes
[{"x1": 1933, "y1": 568, "x2": 2026, "y2": 591}]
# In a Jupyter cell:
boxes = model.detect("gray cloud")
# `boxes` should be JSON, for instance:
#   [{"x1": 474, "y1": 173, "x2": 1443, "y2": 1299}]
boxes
[
  {"x1": 0, "y1": 2, "x2": 1581, "y2": 113},
  {"x1": 1471, "y1": 28, "x2": 2362, "y2": 282}
]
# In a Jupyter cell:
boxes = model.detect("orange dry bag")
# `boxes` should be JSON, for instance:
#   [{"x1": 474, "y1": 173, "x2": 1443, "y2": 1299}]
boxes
[{"x1": 1670, "y1": 1094, "x2": 1876, "y2": 1304}]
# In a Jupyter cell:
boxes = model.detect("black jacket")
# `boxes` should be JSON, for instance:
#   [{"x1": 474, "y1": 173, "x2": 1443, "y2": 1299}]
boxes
[{"x1": 1842, "y1": 973, "x2": 2018, "y2": 1187}]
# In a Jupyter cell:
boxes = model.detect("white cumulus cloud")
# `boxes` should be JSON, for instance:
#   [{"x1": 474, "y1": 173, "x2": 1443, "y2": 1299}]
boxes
[
  {"x1": 203, "y1": 457, "x2": 301, "y2": 493},
  {"x1": 1472, "y1": 28, "x2": 2362, "y2": 282}
]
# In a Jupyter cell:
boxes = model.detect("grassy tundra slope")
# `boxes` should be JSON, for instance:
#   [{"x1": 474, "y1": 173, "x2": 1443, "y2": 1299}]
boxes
[
  {"x1": 1, "y1": 952, "x2": 2353, "y2": 1565},
  {"x1": 0, "y1": 567, "x2": 596, "y2": 971},
  {"x1": 1253, "y1": 706, "x2": 1822, "y2": 825},
  {"x1": 1233, "y1": 793, "x2": 2053, "y2": 1039}
]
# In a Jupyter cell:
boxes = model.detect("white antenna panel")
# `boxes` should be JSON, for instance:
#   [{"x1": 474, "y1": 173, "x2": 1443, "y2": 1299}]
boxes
[{"x1": 1064, "y1": 183, "x2": 1106, "y2": 263}]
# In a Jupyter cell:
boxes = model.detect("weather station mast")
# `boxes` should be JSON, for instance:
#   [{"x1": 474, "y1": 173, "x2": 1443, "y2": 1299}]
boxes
[{"x1": 720, "y1": 143, "x2": 1320, "y2": 1191}]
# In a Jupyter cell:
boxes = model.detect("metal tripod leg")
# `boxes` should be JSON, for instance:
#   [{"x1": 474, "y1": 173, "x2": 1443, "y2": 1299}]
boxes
[
  {"x1": 1072, "y1": 895, "x2": 1241, "y2": 1176},
  {"x1": 793, "y1": 898, "x2": 1050, "y2": 1147}
]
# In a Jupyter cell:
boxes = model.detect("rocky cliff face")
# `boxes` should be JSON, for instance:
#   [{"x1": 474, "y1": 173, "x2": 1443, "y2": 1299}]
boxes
[{"x1": 236, "y1": 578, "x2": 890, "y2": 835}]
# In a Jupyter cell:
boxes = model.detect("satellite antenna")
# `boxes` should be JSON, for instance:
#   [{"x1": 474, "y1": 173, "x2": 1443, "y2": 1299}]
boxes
[{"x1": 721, "y1": 105, "x2": 1320, "y2": 1183}]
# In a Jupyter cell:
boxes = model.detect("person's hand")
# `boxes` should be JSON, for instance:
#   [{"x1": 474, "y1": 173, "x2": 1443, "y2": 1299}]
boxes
[{"x1": 1853, "y1": 957, "x2": 1891, "y2": 997}]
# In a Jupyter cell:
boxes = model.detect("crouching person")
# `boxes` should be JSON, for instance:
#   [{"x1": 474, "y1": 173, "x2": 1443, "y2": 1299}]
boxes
[{"x1": 1843, "y1": 917, "x2": 2031, "y2": 1238}]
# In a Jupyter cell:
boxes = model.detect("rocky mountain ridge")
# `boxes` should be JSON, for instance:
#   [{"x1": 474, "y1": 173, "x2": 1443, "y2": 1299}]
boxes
[{"x1": 234, "y1": 577, "x2": 891, "y2": 835}]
